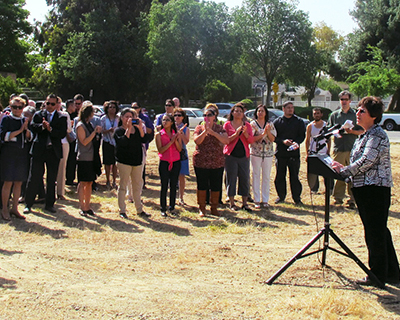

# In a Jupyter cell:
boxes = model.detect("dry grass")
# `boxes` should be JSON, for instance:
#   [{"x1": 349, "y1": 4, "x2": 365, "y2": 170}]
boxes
[{"x1": 2, "y1": 141, "x2": 400, "y2": 319}]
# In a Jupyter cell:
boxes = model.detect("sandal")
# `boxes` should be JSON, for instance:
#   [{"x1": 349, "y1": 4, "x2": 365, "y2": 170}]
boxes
[{"x1": 241, "y1": 205, "x2": 253, "y2": 213}]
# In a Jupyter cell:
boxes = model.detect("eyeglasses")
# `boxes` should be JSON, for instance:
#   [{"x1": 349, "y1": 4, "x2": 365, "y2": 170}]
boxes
[
  {"x1": 162, "y1": 118, "x2": 172, "y2": 122},
  {"x1": 132, "y1": 106, "x2": 140, "y2": 109},
  {"x1": 340, "y1": 98, "x2": 349, "y2": 101},
  {"x1": 11, "y1": 105, "x2": 24, "y2": 110},
  {"x1": 46, "y1": 102, "x2": 56, "y2": 106},
  {"x1": 203, "y1": 113, "x2": 214, "y2": 117},
  {"x1": 174, "y1": 114, "x2": 183, "y2": 117},
  {"x1": 165, "y1": 104, "x2": 173, "y2": 107},
  {"x1": 357, "y1": 108, "x2": 367, "y2": 114}
]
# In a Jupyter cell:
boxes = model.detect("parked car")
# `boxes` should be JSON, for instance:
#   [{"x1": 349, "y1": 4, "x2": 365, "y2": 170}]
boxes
[
  {"x1": 210, "y1": 103, "x2": 236, "y2": 118},
  {"x1": 379, "y1": 113, "x2": 400, "y2": 131},
  {"x1": 154, "y1": 108, "x2": 227, "y2": 129},
  {"x1": 245, "y1": 108, "x2": 310, "y2": 125},
  {"x1": 93, "y1": 105, "x2": 105, "y2": 117}
]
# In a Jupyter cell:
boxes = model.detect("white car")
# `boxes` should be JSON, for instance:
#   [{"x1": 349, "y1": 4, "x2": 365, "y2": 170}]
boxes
[{"x1": 154, "y1": 108, "x2": 227, "y2": 129}]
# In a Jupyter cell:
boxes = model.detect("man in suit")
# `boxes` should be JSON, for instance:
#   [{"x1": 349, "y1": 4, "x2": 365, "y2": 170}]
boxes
[{"x1": 24, "y1": 94, "x2": 67, "y2": 213}]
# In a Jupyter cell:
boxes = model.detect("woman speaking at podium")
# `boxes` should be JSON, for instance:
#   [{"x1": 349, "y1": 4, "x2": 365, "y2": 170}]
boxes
[{"x1": 333, "y1": 96, "x2": 400, "y2": 287}]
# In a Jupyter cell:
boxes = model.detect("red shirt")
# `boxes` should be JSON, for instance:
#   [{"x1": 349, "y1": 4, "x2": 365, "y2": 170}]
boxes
[{"x1": 223, "y1": 121, "x2": 254, "y2": 158}]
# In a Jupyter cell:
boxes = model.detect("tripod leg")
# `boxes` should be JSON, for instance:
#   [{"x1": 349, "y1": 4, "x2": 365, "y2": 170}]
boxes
[
  {"x1": 266, "y1": 228, "x2": 326, "y2": 285},
  {"x1": 329, "y1": 229, "x2": 385, "y2": 288}
]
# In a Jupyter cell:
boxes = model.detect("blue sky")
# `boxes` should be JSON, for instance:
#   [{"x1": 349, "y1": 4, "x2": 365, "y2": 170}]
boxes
[{"x1": 24, "y1": 0, "x2": 358, "y2": 35}]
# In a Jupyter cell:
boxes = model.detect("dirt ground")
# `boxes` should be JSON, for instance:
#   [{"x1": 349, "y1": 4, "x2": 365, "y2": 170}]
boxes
[{"x1": 2, "y1": 141, "x2": 400, "y2": 319}]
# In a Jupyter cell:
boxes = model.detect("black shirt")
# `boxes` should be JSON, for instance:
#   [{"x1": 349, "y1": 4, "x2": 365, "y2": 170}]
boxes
[{"x1": 273, "y1": 115, "x2": 306, "y2": 158}]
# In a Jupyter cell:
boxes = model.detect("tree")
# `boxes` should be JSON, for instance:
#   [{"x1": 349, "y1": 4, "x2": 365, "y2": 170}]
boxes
[
  {"x1": 34, "y1": 0, "x2": 169, "y2": 99},
  {"x1": 318, "y1": 76, "x2": 343, "y2": 100},
  {"x1": 341, "y1": 0, "x2": 400, "y2": 110},
  {"x1": 146, "y1": 0, "x2": 237, "y2": 106},
  {"x1": 233, "y1": 0, "x2": 313, "y2": 106},
  {"x1": 56, "y1": 3, "x2": 147, "y2": 102},
  {"x1": 292, "y1": 23, "x2": 344, "y2": 106},
  {"x1": 0, "y1": 76, "x2": 21, "y2": 108},
  {"x1": 0, "y1": 0, "x2": 32, "y2": 76},
  {"x1": 204, "y1": 80, "x2": 231, "y2": 102},
  {"x1": 347, "y1": 46, "x2": 400, "y2": 101}
]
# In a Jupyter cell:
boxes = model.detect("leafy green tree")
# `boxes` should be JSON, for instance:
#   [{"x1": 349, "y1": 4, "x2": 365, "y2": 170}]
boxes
[
  {"x1": 34, "y1": 0, "x2": 168, "y2": 99},
  {"x1": 0, "y1": 76, "x2": 21, "y2": 108},
  {"x1": 347, "y1": 46, "x2": 400, "y2": 100},
  {"x1": 146, "y1": 0, "x2": 236, "y2": 106},
  {"x1": 233, "y1": 0, "x2": 313, "y2": 106},
  {"x1": 292, "y1": 23, "x2": 343, "y2": 106},
  {"x1": 204, "y1": 80, "x2": 231, "y2": 102},
  {"x1": 318, "y1": 76, "x2": 343, "y2": 100},
  {"x1": 0, "y1": 0, "x2": 32, "y2": 76},
  {"x1": 341, "y1": 0, "x2": 400, "y2": 110}
]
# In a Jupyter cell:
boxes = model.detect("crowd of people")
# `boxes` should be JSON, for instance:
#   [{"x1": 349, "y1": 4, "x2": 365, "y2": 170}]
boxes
[{"x1": 1, "y1": 91, "x2": 399, "y2": 286}]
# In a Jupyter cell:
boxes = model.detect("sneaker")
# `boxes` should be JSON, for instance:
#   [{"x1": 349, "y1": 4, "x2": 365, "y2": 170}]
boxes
[
  {"x1": 119, "y1": 212, "x2": 128, "y2": 219},
  {"x1": 294, "y1": 200, "x2": 304, "y2": 206},
  {"x1": 139, "y1": 211, "x2": 151, "y2": 217},
  {"x1": 23, "y1": 206, "x2": 32, "y2": 214},
  {"x1": 161, "y1": 211, "x2": 168, "y2": 217},
  {"x1": 241, "y1": 205, "x2": 253, "y2": 213},
  {"x1": 254, "y1": 203, "x2": 261, "y2": 209},
  {"x1": 347, "y1": 203, "x2": 356, "y2": 210},
  {"x1": 86, "y1": 209, "x2": 96, "y2": 216}
]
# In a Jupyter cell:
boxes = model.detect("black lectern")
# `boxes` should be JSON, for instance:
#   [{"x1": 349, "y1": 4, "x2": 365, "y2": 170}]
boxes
[{"x1": 266, "y1": 154, "x2": 384, "y2": 288}]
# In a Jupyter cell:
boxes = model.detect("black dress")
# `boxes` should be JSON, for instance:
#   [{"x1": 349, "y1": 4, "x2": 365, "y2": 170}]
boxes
[{"x1": 0, "y1": 115, "x2": 30, "y2": 181}]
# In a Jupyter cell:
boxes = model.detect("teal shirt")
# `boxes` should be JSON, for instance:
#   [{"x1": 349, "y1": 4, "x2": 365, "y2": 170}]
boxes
[{"x1": 327, "y1": 108, "x2": 362, "y2": 152}]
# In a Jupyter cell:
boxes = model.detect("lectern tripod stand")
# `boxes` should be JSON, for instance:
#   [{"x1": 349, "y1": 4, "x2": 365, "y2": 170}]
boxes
[{"x1": 266, "y1": 154, "x2": 384, "y2": 288}]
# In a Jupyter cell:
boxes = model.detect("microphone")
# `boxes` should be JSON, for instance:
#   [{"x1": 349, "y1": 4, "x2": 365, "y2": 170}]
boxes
[{"x1": 313, "y1": 124, "x2": 341, "y2": 141}]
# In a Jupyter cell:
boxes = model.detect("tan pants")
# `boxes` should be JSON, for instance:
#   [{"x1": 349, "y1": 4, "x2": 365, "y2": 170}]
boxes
[
  {"x1": 332, "y1": 151, "x2": 355, "y2": 204},
  {"x1": 117, "y1": 162, "x2": 143, "y2": 214}
]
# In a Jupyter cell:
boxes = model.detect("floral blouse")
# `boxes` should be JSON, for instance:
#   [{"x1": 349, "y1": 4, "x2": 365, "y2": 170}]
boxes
[
  {"x1": 250, "y1": 120, "x2": 276, "y2": 158},
  {"x1": 192, "y1": 124, "x2": 225, "y2": 169},
  {"x1": 340, "y1": 124, "x2": 393, "y2": 188}
]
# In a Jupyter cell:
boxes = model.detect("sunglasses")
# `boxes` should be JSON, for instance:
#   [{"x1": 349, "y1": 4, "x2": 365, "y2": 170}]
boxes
[
  {"x1": 108, "y1": 106, "x2": 117, "y2": 109},
  {"x1": 165, "y1": 104, "x2": 173, "y2": 107},
  {"x1": 340, "y1": 98, "x2": 349, "y2": 101},
  {"x1": 11, "y1": 105, "x2": 24, "y2": 110},
  {"x1": 162, "y1": 118, "x2": 172, "y2": 122},
  {"x1": 46, "y1": 102, "x2": 56, "y2": 106},
  {"x1": 357, "y1": 108, "x2": 366, "y2": 114},
  {"x1": 174, "y1": 114, "x2": 183, "y2": 117},
  {"x1": 203, "y1": 113, "x2": 214, "y2": 117}
]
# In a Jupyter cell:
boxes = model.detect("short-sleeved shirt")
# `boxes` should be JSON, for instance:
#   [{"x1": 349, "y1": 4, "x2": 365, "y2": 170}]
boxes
[
  {"x1": 327, "y1": 108, "x2": 362, "y2": 152},
  {"x1": 192, "y1": 124, "x2": 225, "y2": 169}
]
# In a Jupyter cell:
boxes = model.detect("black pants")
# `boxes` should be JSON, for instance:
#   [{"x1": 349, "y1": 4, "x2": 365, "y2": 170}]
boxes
[
  {"x1": 274, "y1": 156, "x2": 302, "y2": 202},
  {"x1": 194, "y1": 167, "x2": 224, "y2": 192},
  {"x1": 352, "y1": 186, "x2": 400, "y2": 283},
  {"x1": 159, "y1": 160, "x2": 181, "y2": 212},
  {"x1": 66, "y1": 141, "x2": 77, "y2": 184},
  {"x1": 25, "y1": 148, "x2": 60, "y2": 208}
]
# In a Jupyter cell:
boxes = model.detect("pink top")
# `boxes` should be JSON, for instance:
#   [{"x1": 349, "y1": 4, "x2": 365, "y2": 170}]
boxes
[
  {"x1": 158, "y1": 128, "x2": 180, "y2": 170},
  {"x1": 223, "y1": 121, "x2": 254, "y2": 158}
]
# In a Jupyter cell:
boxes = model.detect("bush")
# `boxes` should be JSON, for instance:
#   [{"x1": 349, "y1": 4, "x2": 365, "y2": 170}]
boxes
[
  {"x1": 294, "y1": 106, "x2": 332, "y2": 121},
  {"x1": 204, "y1": 80, "x2": 231, "y2": 102},
  {"x1": 0, "y1": 76, "x2": 21, "y2": 109}
]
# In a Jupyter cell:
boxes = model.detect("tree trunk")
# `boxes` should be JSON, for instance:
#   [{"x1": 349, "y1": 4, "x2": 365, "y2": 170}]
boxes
[
  {"x1": 387, "y1": 87, "x2": 400, "y2": 112},
  {"x1": 183, "y1": 85, "x2": 189, "y2": 108},
  {"x1": 265, "y1": 80, "x2": 272, "y2": 108}
]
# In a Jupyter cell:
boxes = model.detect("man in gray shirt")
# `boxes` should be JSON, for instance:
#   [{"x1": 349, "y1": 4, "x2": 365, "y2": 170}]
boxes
[{"x1": 327, "y1": 91, "x2": 364, "y2": 208}]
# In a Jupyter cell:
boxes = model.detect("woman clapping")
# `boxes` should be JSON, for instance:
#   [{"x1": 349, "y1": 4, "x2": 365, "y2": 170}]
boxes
[
  {"x1": 155, "y1": 114, "x2": 183, "y2": 217},
  {"x1": 114, "y1": 108, "x2": 150, "y2": 219}
]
